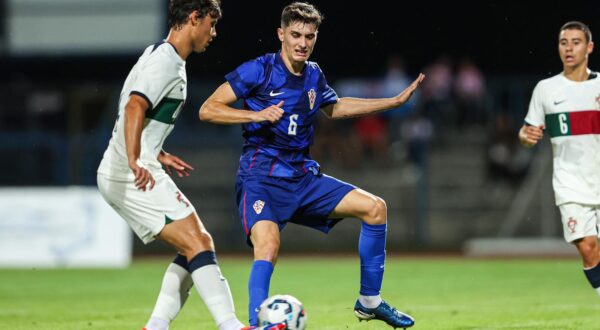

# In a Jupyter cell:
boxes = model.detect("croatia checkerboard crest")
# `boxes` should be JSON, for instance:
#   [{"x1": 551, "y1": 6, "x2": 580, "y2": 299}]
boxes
[
  {"x1": 308, "y1": 89, "x2": 316, "y2": 110},
  {"x1": 253, "y1": 200, "x2": 265, "y2": 214}
]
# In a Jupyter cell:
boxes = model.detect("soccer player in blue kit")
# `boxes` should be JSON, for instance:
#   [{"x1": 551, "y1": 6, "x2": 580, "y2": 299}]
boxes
[{"x1": 200, "y1": 2, "x2": 424, "y2": 328}]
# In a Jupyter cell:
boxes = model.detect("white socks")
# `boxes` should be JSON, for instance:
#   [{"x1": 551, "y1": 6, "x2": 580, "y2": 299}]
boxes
[
  {"x1": 191, "y1": 264, "x2": 242, "y2": 329},
  {"x1": 144, "y1": 316, "x2": 170, "y2": 330},
  {"x1": 145, "y1": 263, "x2": 193, "y2": 330},
  {"x1": 145, "y1": 258, "x2": 243, "y2": 330},
  {"x1": 145, "y1": 314, "x2": 243, "y2": 330},
  {"x1": 218, "y1": 317, "x2": 245, "y2": 330},
  {"x1": 359, "y1": 294, "x2": 383, "y2": 309}
]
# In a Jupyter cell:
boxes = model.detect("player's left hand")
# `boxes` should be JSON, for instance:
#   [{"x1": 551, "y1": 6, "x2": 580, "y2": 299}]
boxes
[
  {"x1": 394, "y1": 73, "x2": 425, "y2": 105},
  {"x1": 158, "y1": 152, "x2": 194, "y2": 177}
]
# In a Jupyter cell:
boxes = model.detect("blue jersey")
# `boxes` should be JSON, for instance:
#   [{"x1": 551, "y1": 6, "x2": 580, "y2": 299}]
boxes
[{"x1": 225, "y1": 52, "x2": 338, "y2": 177}]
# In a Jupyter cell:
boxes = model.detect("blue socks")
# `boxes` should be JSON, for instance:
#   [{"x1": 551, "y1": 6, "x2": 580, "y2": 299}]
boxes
[
  {"x1": 359, "y1": 223, "x2": 387, "y2": 296},
  {"x1": 245, "y1": 224, "x2": 386, "y2": 325},
  {"x1": 248, "y1": 260, "x2": 274, "y2": 326}
]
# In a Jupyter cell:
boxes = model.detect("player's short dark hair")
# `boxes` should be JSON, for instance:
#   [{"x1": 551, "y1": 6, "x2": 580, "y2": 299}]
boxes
[
  {"x1": 168, "y1": 0, "x2": 222, "y2": 28},
  {"x1": 281, "y1": 2, "x2": 323, "y2": 29},
  {"x1": 560, "y1": 21, "x2": 593, "y2": 43}
]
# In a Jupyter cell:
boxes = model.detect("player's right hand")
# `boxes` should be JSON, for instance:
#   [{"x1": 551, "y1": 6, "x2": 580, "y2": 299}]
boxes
[
  {"x1": 519, "y1": 124, "x2": 544, "y2": 147},
  {"x1": 129, "y1": 159, "x2": 155, "y2": 191},
  {"x1": 253, "y1": 101, "x2": 284, "y2": 123}
]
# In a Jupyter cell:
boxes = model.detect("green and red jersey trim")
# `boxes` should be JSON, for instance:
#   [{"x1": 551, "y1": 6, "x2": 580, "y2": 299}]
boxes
[{"x1": 546, "y1": 110, "x2": 600, "y2": 137}]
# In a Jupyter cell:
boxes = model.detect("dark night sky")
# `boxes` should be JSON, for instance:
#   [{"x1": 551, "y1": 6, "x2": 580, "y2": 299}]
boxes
[
  {"x1": 1, "y1": 0, "x2": 598, "y2": 82},
  {"x1": 199, "y1": 0, "x2": 598, "y2": 77}
]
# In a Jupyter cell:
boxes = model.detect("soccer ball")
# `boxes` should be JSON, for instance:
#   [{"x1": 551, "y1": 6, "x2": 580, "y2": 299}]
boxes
[{"x1": 258, "y1": 294, "x2": 307, "y2": 330}]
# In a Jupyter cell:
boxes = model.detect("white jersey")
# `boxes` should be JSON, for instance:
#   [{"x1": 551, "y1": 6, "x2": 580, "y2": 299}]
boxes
[
  {"x1": 98, "y1": 42, "x2": 187, "y2": 180},
  {"x1": 525, "y1": 71, "x2": 600, "y2": 205}
]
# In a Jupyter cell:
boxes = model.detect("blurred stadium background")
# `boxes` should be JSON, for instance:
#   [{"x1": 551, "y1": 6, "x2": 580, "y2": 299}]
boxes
[{"x1": 1, "y1": 0, "x2": 597, "y2": 266}]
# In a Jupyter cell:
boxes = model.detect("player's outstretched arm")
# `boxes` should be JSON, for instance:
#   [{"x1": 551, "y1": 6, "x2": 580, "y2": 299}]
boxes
[
  {"x1": 158, "y1": 150, "x2": 194, "y2": 177},
  {"x1": 321, "y1": 73, "x2": 425, "y2": 120},
  {"x1": 199, "y1": 82, "x2": 284, "y2": 124},
  {"x1": 518, "y1": 124, "x2": 544, "y2": 148},
  {"x1": 125, "y1": 94, "x2": 155, "y2": 191}
]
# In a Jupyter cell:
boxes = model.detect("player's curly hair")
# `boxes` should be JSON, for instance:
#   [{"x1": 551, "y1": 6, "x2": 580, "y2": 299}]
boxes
[
  {"x1": 560, "y1": 21, "x2": 592, "y2": 43},
  {"x1": 281, "y1": 2, "x2": 323, "y2": 29},
  {"x1": 168, "y1": 0, "x2": 222, "y2": 29}
]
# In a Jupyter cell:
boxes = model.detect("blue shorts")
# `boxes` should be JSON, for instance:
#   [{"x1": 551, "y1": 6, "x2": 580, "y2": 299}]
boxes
[{"x1": 235, "y1": 172, "x2": 355, "y2": 240}]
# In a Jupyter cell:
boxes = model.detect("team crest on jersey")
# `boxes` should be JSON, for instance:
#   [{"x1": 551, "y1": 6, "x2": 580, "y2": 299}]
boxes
[
  {"x1": 253, "y1": 200, "x2": 265, "y2": 214},
  {"x1": 567, "y1": 217, "x2": 577, "y2": 234},
  {"x1": 176, "y1": 191, "x2": 190, "y2": 208},
  {"x1": 595, "y1": 93, "x2": 600, "y2": 109},
  {"x1": 308, "y1": 89, "x2": 316, "y2": 110}
]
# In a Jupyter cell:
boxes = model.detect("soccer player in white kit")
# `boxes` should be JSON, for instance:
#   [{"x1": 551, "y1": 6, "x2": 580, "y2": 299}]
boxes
[
  {"x1": 97, "y1": 1, "x2": 284, "y2": 330},
  {"x1": 519, "y1": 21, "x2": 600, "y2": 295}
]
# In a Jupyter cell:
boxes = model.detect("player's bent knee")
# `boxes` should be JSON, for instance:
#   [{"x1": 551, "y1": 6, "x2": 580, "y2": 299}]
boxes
[
  {"x1": 364, "y1": 197, "x2": 387, "y2": 225},
  {"x1": 254, "y1": 240, "x2": 280, "y2": 263},
  {"x1": 173, "y1": 229, "x2": 215, "y2": 258},
  {"x1": 195, "y1": 230, "x2": 214, "y2": 249},
  {"x1": 180, "y1": 240, "x2": 214, "y2": 260}
]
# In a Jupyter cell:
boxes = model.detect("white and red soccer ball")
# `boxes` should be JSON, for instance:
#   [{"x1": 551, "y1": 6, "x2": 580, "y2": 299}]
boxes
[{"x1": 258, "y1": 294, "x2": 307, "y2": 330}]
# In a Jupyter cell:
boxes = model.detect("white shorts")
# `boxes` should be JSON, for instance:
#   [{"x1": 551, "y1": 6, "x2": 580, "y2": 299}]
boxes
[
  {"x1": 97, "y1": 172, "x2": 195, "y2": 244},
  {"x1": 558, "y1": 203, "x2": 600, "y2": 243}
]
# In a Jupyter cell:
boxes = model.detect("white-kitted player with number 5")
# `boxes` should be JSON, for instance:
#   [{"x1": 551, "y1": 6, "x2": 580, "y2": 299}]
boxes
[
  {"x1": 198, "y1": 2, "x2": 424, "y2": 328},
  {"x1": 519, "y1": 21, "x2": 600, "y2": 296}
]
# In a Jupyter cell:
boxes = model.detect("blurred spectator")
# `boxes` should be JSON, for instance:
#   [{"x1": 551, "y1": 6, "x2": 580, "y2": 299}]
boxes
[
  {"x1": 333, "y1": 78, "x2": 391, "y2": 167},
  {"x1": 319, "y1": 56, "x2": 424, "y2": 168},
  {"x1": 486, "y1": 112, "x2": 532, "y2": 183},
  {"x1": 454, "y1": 58, "x2": 487, "y2": 127},
  {"x1": 311, "y1": 115, "x2": 360, "y2": 168},
  {"x1": 377, "y1": 56, "x2": 432, "y2": 167},
  {"x1": 347, "y1": 79, "x2": 392, "y2": 166},
  {"x1": 380, "y1": 56, "x2": 414, "y2": 119},
  {"x1": 379, "y1": 55, "x2": 415, "y2": 137},
  {"x1": 420, "y1": 57, "x2": 454, "y2": 131},
  {"x1": 400, "y1": 114, "x2": 434, "y2": 167},
  {"x1": 353, "y1": 114, "x2": 390, "y2": 166}
]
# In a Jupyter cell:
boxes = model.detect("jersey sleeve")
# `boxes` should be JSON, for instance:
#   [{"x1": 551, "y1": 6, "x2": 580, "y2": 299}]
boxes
[
  {"x1": 225, "y1": 59, "x2": 265, "y2": 99},
  {"x1": 317, "y1": 66, "x2": 338, "y2": 107},
  {"x1": 524, "y1": 81, "x2": 546, "y2": 127},
  {"x1": 130, "y1": 51, "x2": 180, "y2": 110}
]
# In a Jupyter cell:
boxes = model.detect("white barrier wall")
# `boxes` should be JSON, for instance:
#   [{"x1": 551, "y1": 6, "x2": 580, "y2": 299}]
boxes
[
  {"x1": 7, "y1": 0, "x2": 163, "y2": 56},
  {"x1": 0, "y1": 187, "x2": 132, "y2": 268}
]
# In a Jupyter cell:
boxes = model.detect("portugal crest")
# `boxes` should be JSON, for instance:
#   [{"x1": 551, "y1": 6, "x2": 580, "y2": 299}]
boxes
[
  {"x1": 308, "y1": 89, "x2": 316, "y2": 110},
  {"x1": 253, "y1": 200, "x2": 265, "y2": 214},
  {"x1": 176, "y1": 191, "x2": 190, "y2": 208},
  {"x1": 567, "y1": 217, "x2": 577, "y2": 234}
]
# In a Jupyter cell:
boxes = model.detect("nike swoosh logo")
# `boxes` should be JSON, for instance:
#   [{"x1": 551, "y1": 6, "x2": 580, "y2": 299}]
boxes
[
  {"x1": 554, "y1": 99, "x2": 566, "y2": 105},
  {"x1": 269, "y1": 90, "x2": 285, "y2": 97},
  {"x1": 354, "y1": 309, "x2": 376, "y2": 320}
]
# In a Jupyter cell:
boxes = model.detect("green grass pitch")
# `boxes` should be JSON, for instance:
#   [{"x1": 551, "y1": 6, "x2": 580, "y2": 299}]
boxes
[{"x1": 1, "y1": 256, "x2": 598, "y2": 329}]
